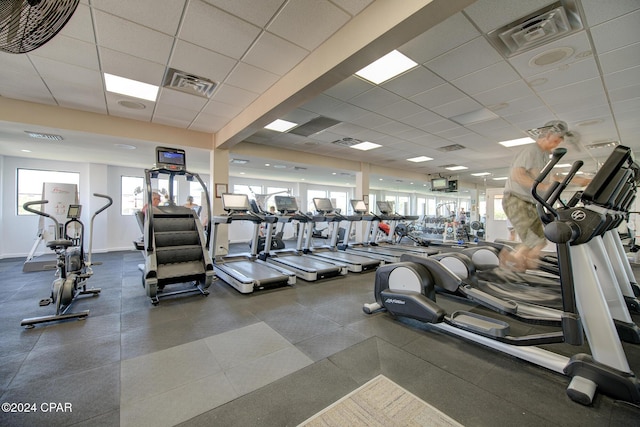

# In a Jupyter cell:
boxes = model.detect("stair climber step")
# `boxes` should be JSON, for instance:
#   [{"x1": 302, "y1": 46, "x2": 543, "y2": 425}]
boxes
[
  {"x1": 153, "y1": 216, "x2": 197, "y2": 232},
  {"x1": 156, "y1": 245, "x2": 203, "y2": 265},
  {"x1": 157, "y1": 260, "x2": 206, "y2": 280},
  {"x1": 155, "y1": 230, "x2": 201, "y2": 247}
]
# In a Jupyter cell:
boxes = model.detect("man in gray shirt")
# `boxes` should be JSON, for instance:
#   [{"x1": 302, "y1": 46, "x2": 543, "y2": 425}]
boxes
[{"x1": 502, "y1": 120, "x2": 588, "y2": 271}]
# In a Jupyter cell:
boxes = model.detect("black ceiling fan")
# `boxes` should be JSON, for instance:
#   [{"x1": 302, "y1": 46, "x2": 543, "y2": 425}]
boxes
[{"x1": 0, "y1": 0, "x2": 79, "y2": 54}]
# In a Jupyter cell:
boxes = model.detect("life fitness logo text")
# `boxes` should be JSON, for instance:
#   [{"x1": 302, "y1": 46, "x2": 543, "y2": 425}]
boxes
[{"x1": 571, "y1": 210, "x2": 586, "y2": 221}]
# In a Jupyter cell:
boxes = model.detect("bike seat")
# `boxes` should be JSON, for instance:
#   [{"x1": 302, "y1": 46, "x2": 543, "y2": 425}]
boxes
[{"x1": 46, "y1": 239, "x2": 74, "y2": 250}]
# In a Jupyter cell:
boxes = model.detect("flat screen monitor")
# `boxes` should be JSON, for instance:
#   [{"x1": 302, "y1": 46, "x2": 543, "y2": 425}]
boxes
[
  {"x1": 221, "y1": 193, "x2": 250, "y2": 212},
  {"x1": 377, "y1": 201, "x2": 393, "y2": 214},
  {"x1": 350, "y1": 200, "x2": 367, "y2": 213},
  {"x1": 313, "y1": 198, "x2": 334, "y2": 213},
  {"x1": 274, "y1": 196, "x2": 298, "y2": 213},
  {"x1": 431, "y1": 177, "x2": 448, "y2": 190},
  {"x1": 156, "y1": 146, "x2": 186, "y2": 171}
]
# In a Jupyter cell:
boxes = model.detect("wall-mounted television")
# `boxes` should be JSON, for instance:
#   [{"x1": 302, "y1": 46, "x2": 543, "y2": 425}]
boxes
[
  {"x1": 448, "y1": 180, "x2": 458, "y2": 192},
  {"x1": 431, "y1": 177, "x2": 448, "y2": 191}
]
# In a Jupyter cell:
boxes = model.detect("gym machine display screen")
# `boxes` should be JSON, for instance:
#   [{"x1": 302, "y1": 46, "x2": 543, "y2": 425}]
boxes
[
  {"x1": 377, "y1": 201, "x2": 393, "y2": 214},
  {"x1": 156, "y1": 146, "x2": 186, "y2": 171},
  {"x1": 274, "y1": 196, "x2": 298, "y2": 214},
  {"x1": 431, "y1": 177, "x2": 448, "y2": 190},
  {"x1": 221, "y1": 193, "x2": 251, "y2": 212},
  {"x1": 350, "y1": 200, "x2": 367, "y2": 213},
  {"x1": 313, "y1": 198, "x2": 333, "y2": 214},
  {"x1": 67, "y1": 204, "x2": 82, "y2": 218}
]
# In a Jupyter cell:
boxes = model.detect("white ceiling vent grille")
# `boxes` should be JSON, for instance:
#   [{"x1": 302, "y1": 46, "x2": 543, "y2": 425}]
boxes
[
  {"x1": 486, "y1": 1, "x2": 583, "y2": 57},
  {"x1": 331, "y1": 137, "x2": 363, "y2": 147},
  {"x1": 289, "y1": 116, "x2": 341, "y2": 137},
  {"x1": 162, "y1": 68, "x2": 218, "y2": 98}
]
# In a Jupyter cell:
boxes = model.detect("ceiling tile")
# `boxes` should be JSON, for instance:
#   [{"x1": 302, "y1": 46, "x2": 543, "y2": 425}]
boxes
[
  {"x1": 399, "y1": 12, "x2": 479, "y2": 64},
  {"x1": 330, "y1": 0, "x2": 374, "y2": 16},
  {"x1": 213, "y1": 84, "x2": 260, "y2": 109},
  {"x1": 431, "y1": 97, "x2": 483, "y2": 119},
  {"x1": 425, "y1": 37, "x2": 503, "y2": 81},
  {"x1": 599, "y1": 42, "x2": 640, "y2": 75},
  {"x1": 243, "y1": 32, "x2": 309, "y2": 76},
  {"x1": 91, "y1": 0, "x2": 185, "y2": 35},
  {"x1": 58, "y1": 4, "x2": 95, "y2": 43},
  {"x1": 28, "y1": 34, "x2": 99, "y2": 73},
  {"x1": 323, "y1": 76, "x2": 373, "y2": 101},
  {"x1": 202, "y1": 0, "x2": 285, "y2": 27},
  {"x1": 94, "y1": 10, "x2": 174, "y2": 64},
  {"x1": 410, "y1": 84, "x2": 466, "y2": 110},
  {"x1": 99, "y1": 47, "x2": 167, "y2": 85},
  {"x1": 225, "y1": 62, "x2": 279, "y2": 94},
  {"x1": 382, "y1": 66, "x2": 445, "y2": 98},
  {"x1": 474, "y1": 80, "x2": 535, "y2": 106},
  {"x1": 170, "y1": 40, "x2": 238, "y2": 83},
  {"x1": 452, "y1": 61, "x2": 519, "y2": 95},
  {"x1": 603, "y1": 67, "x2": 640, "y2": 91},
  {"x1": 156, "y1": 88, "x2": 208, "y2": 112},
  {"x1": 267, "y1": 0, "x2": 350, "y2": 51},
  {"x1": 590, "y1": 10, "x2": 640, "y2": 54},
  {"x1": 180, "y1": 0, "x2": 261, "y2": 59},
  {"x1": 582, "y1": 0, "x2": 640, "y2": 27}
]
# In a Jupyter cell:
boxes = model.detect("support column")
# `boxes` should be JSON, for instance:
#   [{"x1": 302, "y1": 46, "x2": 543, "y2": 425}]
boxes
[
  {"x1": 210, "y1": 148, "x2": 229, "y2": 255},
  {"x1": 355, "y1": 163, "x2": 371, "y2": 242}
]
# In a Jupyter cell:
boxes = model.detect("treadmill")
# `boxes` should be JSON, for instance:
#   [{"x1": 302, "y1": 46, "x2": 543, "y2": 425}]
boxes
[
  {"x1": 261, "y1": 196, "x2": 348, "y2": 281},
  {"x1": 303, "y1": 198, "x2": 382, "y2": 273},
  {"x1": 344, "y1": 200, "x2": 436, "y2": 262},
  {"x1": 372, "y1": 201, "x2": 439, "y2": 256},
  {"x1": 211, "y1": 193, "x2": 296, "y2": 294}
]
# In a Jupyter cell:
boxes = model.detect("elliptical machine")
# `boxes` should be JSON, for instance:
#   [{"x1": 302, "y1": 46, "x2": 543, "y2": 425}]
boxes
[
  {"x1": 364, "y1": 146, "x2": 640, "y2": 406},
  {"x1": 21, "y1": 193, "x2": 113, "y2": 328}
]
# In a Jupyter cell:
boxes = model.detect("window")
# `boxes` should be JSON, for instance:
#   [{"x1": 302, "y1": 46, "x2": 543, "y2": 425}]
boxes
[
  {"x1": 397, "y1": 196, "x2": 410, "y2": 215},
  {"x1": 265, "y1": 186, "x2": 290, "y2": 212},
  {"x1": 189, "y1": 181, "x2": 208, "y2": 207},
  {"x1": 17, "y1": 169, "x2": 80, "y2": 215},
  {"x1": 233, "y1": 184, "x2": 261, "y2": 198},
  {"x1": 416, "y1": 197, "x2": 426, "y2": 216},
  {"x1": 121, "y1": 176, "x2": 144, "y2": 215},
  {"x1": 157, "y1": 178, "x2": 178, "y2": 205},
  {"x1": 329, "y1": 191, "x2": 347, "y2": 214}
]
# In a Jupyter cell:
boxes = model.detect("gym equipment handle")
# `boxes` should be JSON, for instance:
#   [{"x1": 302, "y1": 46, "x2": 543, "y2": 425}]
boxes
[{"x1": 532, "y1": 148, "x2": 566, "y2": 219}]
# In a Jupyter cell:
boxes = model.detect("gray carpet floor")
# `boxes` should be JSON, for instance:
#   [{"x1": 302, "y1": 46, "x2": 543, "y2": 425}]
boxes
[{"x1": 0, "y1": 246, "x2": 639, "y2": 426}]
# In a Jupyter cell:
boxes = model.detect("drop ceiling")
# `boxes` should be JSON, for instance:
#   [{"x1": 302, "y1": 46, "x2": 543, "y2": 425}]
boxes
[{"x1": 0, "y1": 0, "x2": 638, "y2": 192}]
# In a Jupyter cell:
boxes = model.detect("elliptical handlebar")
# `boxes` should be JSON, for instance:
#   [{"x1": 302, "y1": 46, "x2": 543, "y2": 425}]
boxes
[
  {"x1": 87, "y1": 193, "x2": 114, "y2": 267},
  {"x1": 532, "y1": 147, "x2": 567, "y2": 220},
  {"x1": 23, "y1": 200, "x2": 61, "y2": 239}
]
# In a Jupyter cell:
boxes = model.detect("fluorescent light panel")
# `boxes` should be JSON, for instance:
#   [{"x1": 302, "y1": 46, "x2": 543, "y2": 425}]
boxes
[
  {"x1": 407, "y1": 156, "x2": 433, "y2": 162},
  {"x1": 499, "y1": 137, "x2": 535, "y2": 147},
  {"x1": 104, "y1": 73, "x2": 158, "y2": 102},
  {"x1": 355, "y1": 50, "x2": 418, "y2": 84},
  {"x1": 351, "y1": 141, "x2": 381, "y2": 151},
  {"x1": 264, "y1": 119, "x2": 298, "y2": 132},
  {"x1": 471, "y1": 172, "x2": 491, "y2": 176},
  {"x1": 445, "y1": 165, "x2": 468, "y2": 171},
  {"x1": 492, "y1": 176, "x2": 508, "y2": 180}
]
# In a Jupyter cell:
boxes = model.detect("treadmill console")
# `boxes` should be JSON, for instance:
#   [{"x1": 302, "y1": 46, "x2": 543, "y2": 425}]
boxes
[
  {"x1": 350, "y1": 200, "x2": 367, "y2": 214},
  {"x1": 156, "y1": 146, "x2": 186, "y2": 172},
  {"x1": 274, "y1": 196, "x2": 298, "y2": 214},
  {"x1": 313, "y1": 198, "x2": 334, "y2": 214},
  {"x1": 221, "y1": 193, "x2": 251, "y2": 213},
  {"x1": 377, "y1": 201, "x2": 393, "y2": 214}
]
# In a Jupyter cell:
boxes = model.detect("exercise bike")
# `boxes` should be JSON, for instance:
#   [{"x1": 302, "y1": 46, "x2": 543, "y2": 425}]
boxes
[{"x1": 21, "y1": 193, "x2": 113, "y2": 328}]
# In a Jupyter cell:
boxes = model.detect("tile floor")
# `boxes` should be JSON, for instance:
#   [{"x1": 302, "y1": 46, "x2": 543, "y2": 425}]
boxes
[{"x1": 0, "y1": 248, "x2": 639, "y2": 426}]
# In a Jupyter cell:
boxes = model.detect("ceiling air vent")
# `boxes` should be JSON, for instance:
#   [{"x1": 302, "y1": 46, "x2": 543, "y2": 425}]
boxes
[
  {"x1": 25, "y1": 131, "x2": 63, "y2": 141},
  {"x1": 289, "y1": 116, "x2": 341, "y2": 137},
  {"x1": 331, "y1": 137, "x2": 363, "y2": 147},
  {"x1": 437, "y1": 144, "x2": 466, "y2": 152},
  {"x1": 162, "y1": 68, "x2": 218, "y2": 98},
  {"x1": 486, "y1": 1, "x2": 583, "y2": 57}
]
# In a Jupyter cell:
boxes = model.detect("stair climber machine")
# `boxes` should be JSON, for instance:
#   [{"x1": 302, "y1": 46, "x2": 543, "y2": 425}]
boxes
[
  {"x1": 211, "y1": 193, "x2": 296, "y2": 293},
  {"x1": 139, "y1": 147, "x2": 215, "y2": 305},
  {"x1": 364, "y1": 146, "x2": 640, "y2": 406},
  {"x1": 260, "y1": 196, "x2": 348, "y2": 281},
  {"x1": 21, "y1": 193, "x2": 113, "y2": 327},
  {"x1": 301, "y1": 197, "x2": 382, "y2": 273}
]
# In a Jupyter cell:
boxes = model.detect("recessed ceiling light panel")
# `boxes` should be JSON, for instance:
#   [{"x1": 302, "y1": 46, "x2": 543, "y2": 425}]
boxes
[
  {"x1": 355, "y1": 50, "x2": 418, "y2": 84},
  {"x1": 104, "y1": 73, "x2": 158, "y2": 102},
  {"x1": 264, "y1": 119, "x2": 298, "y2": 132},
  {"x1": 407, "y1": 156, "x2": 433, "y2": 163}
]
